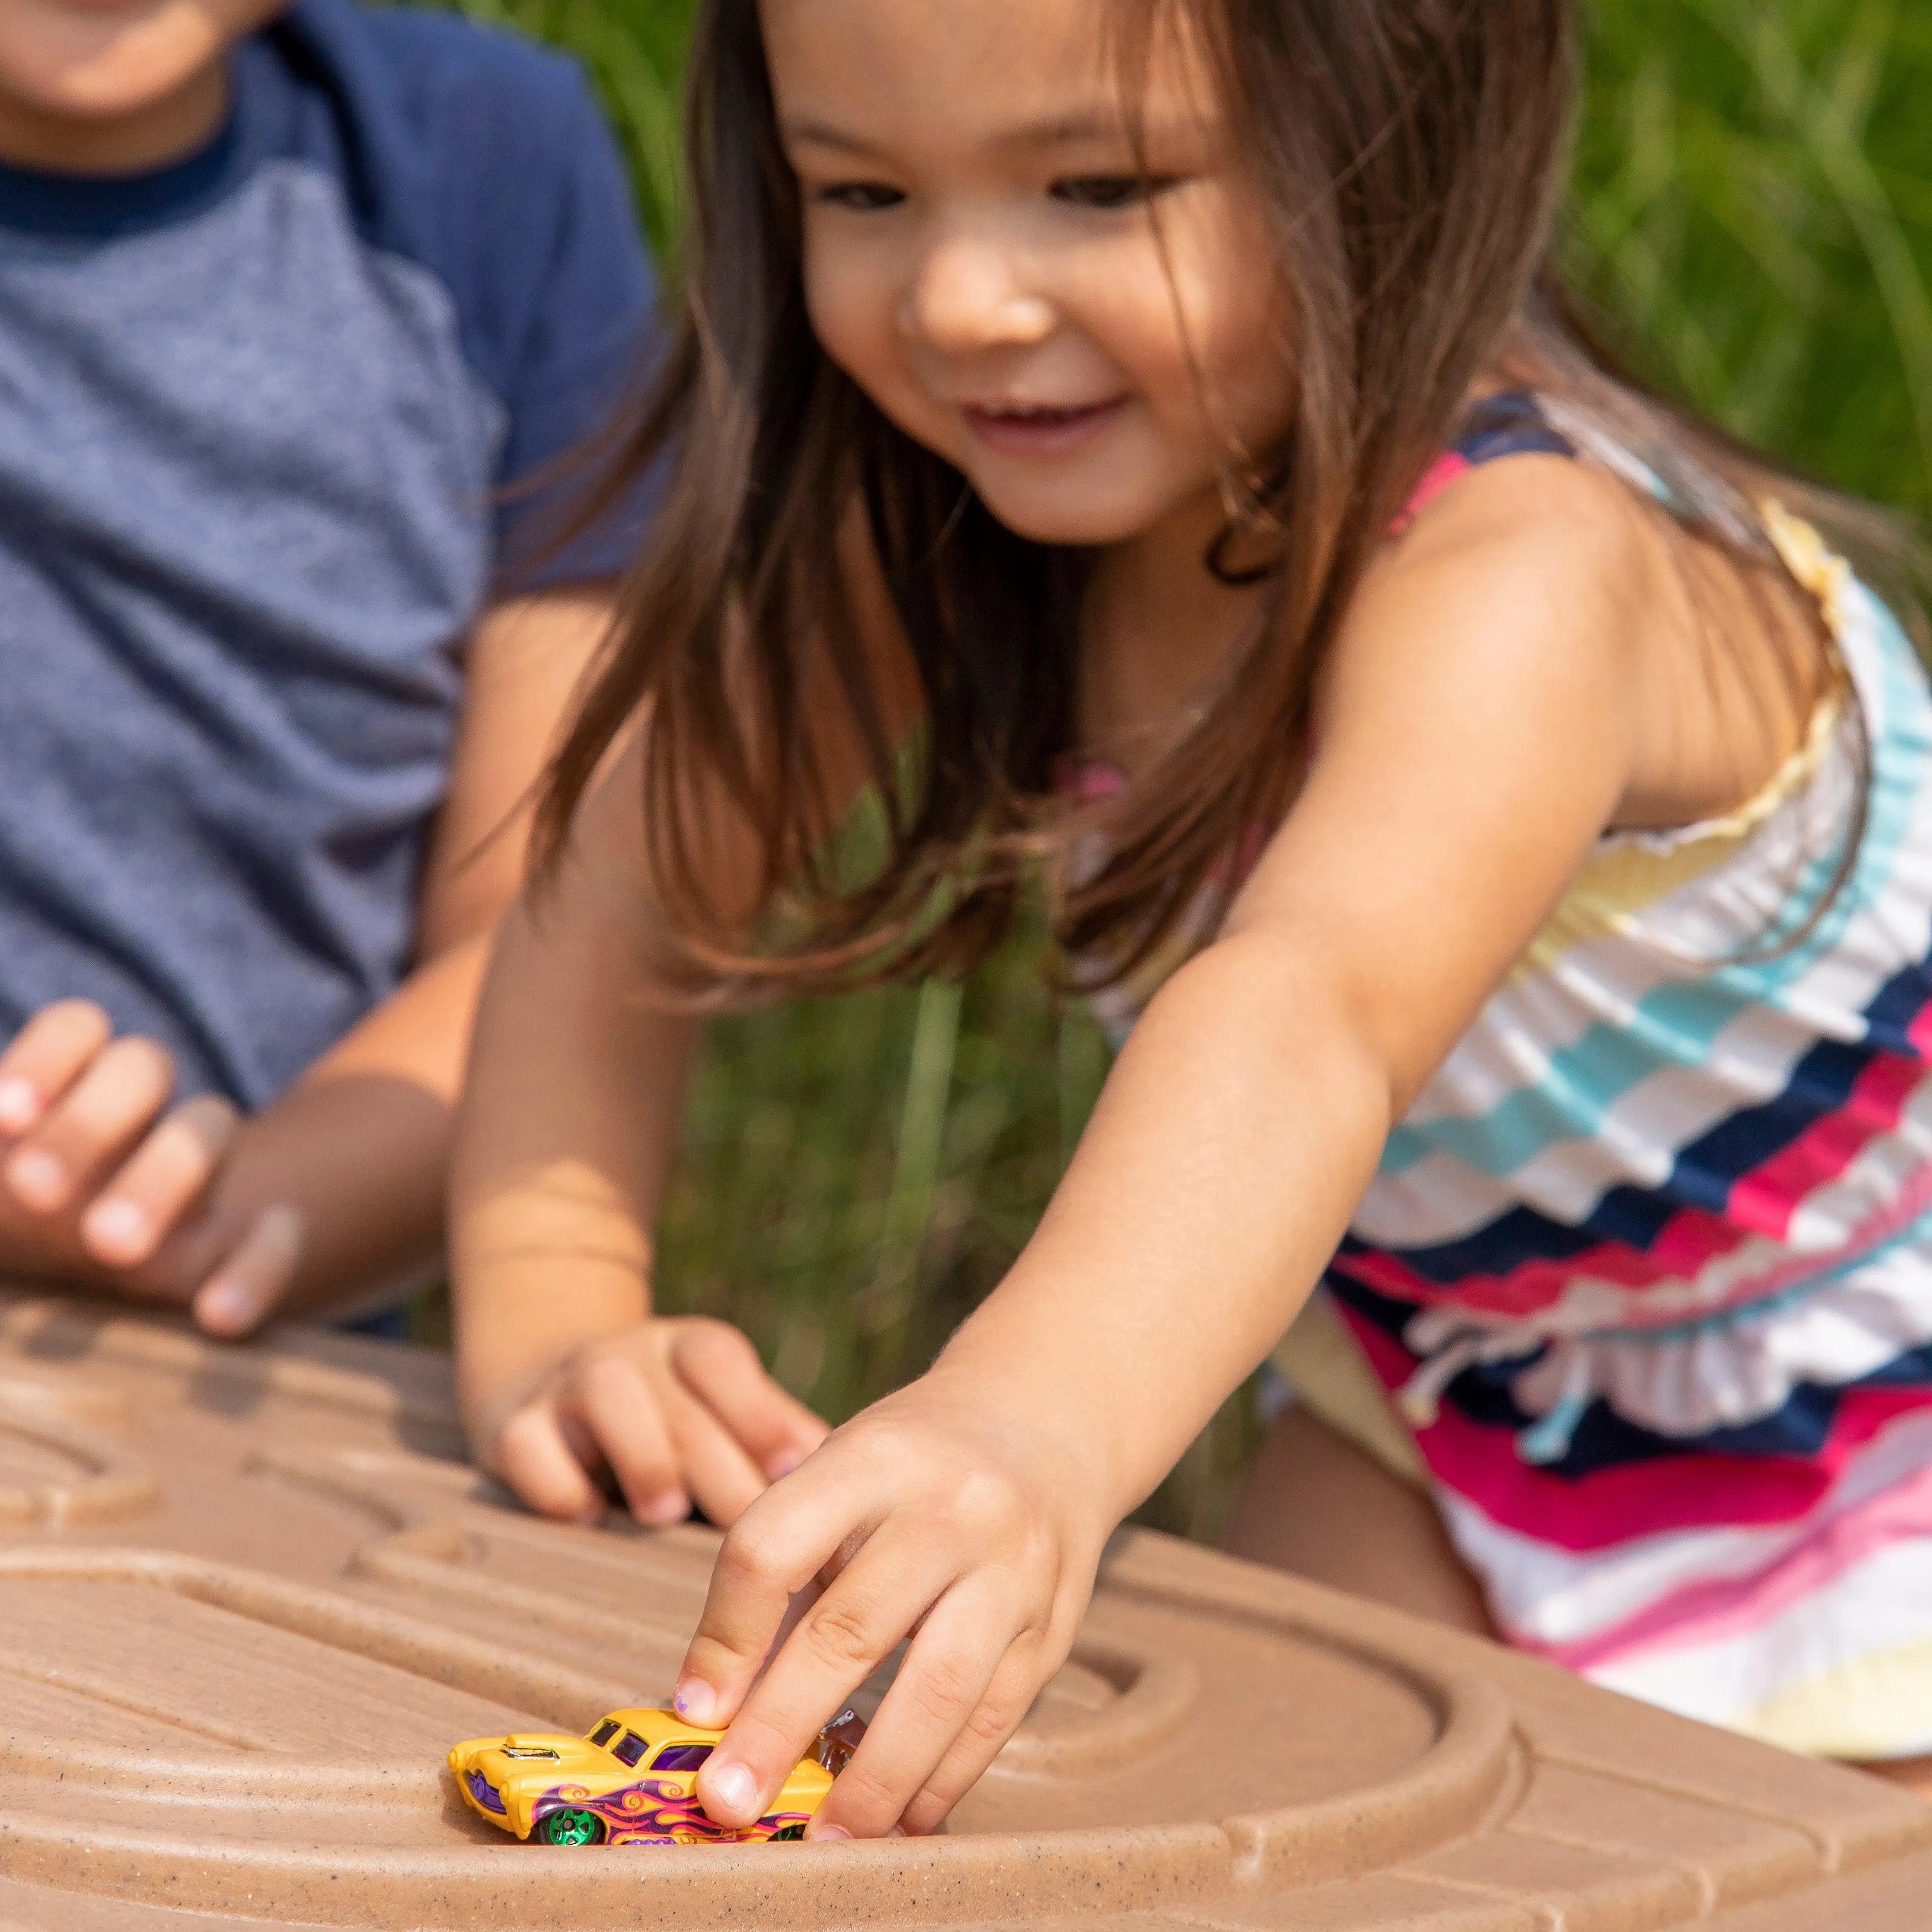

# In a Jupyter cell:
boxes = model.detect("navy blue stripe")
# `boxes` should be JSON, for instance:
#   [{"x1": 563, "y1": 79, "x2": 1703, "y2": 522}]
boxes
[
  {"x1": 1452, "y1": 392, "x2": 1575, "y2": 466},
  {"x1": 1355, "y1": 949, "x2": 1932, "y2": 1287}
]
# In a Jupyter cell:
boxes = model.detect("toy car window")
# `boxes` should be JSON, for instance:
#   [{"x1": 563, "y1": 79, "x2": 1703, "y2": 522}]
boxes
[
  {"x1": 588, "y1": 1720, "x2": 619, "y2": 1747},
  {"x1": 612, "y1": 1731, "x2": 649, "y2": 1768},
  {"x1": 650, "y1": 1743, "x2": 714, "y2": 1774}
]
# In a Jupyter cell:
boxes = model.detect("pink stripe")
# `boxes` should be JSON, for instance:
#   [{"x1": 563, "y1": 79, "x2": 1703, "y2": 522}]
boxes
[
  {"x1": 1729, "y1": 1050, "x2": 1926, "y2": 1237},
  {"x1": 1389, "y1": 454, "x2": 1471, "y2": 535},
  {"x1": 1348, "y1": 1053, "x2": 1932, "y2": 1322},
  {"x1": 1338, "y1": 1308, "x2": 1932, "y2": 1548},
  {"x1": 1532, "y1": 1449, "x2": 1932, "y2": 1673}
]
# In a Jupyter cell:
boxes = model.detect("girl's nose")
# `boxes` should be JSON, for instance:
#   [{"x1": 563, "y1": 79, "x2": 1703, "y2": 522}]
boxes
[{"x1": 903, "y1": 231, "x2": 1055, "y2": 355}]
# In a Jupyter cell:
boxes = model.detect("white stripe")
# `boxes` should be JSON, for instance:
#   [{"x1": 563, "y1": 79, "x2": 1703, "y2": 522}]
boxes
[{"x1": 1589, "y1": 1537, "x2": 1932, "y2": 1742}]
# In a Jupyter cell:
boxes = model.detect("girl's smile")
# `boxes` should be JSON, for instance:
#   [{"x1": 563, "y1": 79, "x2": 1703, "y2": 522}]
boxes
[{"x1": 958, "y1": 396, "x2": 1131, "y2": 459}]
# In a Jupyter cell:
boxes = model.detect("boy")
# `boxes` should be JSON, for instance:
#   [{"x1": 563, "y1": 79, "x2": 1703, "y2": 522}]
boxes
[{"x1": 0, "y1": 0, "x2": 654, "y2": 1335}]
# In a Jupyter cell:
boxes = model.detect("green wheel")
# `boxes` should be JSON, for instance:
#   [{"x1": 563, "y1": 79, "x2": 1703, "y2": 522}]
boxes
[
  {"x1": 535, "y1": 1807, "x2": 605, "y2": 1846},
  {"x1": 769, "y1": 1824, "x2": 805, "y2": 1841}
]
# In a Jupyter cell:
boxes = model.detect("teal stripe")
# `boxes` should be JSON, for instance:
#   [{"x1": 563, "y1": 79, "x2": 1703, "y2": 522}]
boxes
[{"x1": 1384, "y1": 593, "x2": 1931, "y2": 1182}]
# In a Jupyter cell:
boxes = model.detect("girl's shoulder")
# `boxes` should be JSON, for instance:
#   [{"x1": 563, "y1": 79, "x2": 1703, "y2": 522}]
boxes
[{"x1": 1346, "y1": 392, "x2": 1827, "y2": 843}]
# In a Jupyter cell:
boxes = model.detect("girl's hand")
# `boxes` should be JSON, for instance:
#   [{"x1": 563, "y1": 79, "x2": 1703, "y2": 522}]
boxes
[
  {"x1": 676, "y1": 1377, "x2": 1110, "y2": 1840},
  {"x1": 484, "y1": 1316, "x2": 830, "y2": 1531},
  {"x1": 0, "y1": 1000, "x2": 301, "y2": 1326}
]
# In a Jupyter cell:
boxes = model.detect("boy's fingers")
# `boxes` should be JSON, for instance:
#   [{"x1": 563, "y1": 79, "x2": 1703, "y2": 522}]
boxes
[
  {"x1": 189, "y1": 1203, "x2": 302, "y2": 1337},
  {"x1": 572, "y1": 1354, "x2": 689, "y2": 1526},
  {"x1": 805, "y1": 1578, "x2": 1016, "y2": 1840},
  {"x1": 671, "y1": 1319, "x2": 830, "y2": 1478},
  {"x1": 6, "y1": 1034, "x2": 173, "y2": 1213},
  {"x1": 0, "y1": 1000, "x2": 112, "y2": 1135},
  {"x1": 692, "y1": 1532, "x2": 956, "y2": 1829},
  {"x1": 493, "y1": 1399, "x2": 605, "y2": 1525},
  {"x1": 81, "y1": 1095, "x2": 239, "y2": 1267}
]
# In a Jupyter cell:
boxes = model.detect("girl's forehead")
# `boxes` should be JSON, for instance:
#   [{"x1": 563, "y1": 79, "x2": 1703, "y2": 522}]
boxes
[{"x1": 760, "y1": 0, "x2": 1213, "y2": 152}]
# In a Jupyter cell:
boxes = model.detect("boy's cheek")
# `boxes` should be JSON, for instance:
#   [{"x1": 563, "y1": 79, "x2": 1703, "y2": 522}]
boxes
[{"x1": 0, "y1": 0, "x2": 284, "y2": 120}]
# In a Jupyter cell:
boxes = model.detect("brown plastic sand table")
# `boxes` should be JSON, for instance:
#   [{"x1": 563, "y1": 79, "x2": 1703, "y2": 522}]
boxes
[{"x1": 0, "y1": 1291, "x2": 1926, "y2": 1929}]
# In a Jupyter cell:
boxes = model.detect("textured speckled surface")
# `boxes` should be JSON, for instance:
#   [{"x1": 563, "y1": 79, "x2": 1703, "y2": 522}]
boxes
[{"x1": 0, "y1": 1291, "x2": 1924, "y2": 1929}]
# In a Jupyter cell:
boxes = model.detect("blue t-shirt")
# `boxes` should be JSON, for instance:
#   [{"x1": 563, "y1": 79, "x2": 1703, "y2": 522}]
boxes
[{"x1": 0, "y1": 0, "x2": 655, "y2": 1107}]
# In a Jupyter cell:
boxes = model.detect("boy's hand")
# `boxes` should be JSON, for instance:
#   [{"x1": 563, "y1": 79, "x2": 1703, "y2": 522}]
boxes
[
  {"x1": 0, "y1": 1000, "x2": 300, "y2": 1327},
  {"x1": 485, "y1": 1317, "x2": 829, "y2": 1531},
  {"x1": 675, "y1": 1376, "x2": 1108, "y2": 1840}
]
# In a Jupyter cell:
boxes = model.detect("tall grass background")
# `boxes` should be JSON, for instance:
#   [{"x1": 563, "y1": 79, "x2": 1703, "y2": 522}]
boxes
[{"x1": 443, "y1": 0, "x2": 1931, "y2": 1537}]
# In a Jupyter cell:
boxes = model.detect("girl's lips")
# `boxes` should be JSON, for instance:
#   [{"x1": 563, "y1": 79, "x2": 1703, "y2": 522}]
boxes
[{"x1": 959, "y1": 397, "x2": 1127, "y2": 457}]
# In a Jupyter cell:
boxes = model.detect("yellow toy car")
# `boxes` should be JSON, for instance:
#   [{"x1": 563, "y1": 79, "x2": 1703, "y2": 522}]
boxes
[{"x1": 448, "y1": 1706, "x2": 863, "y2": 1847}]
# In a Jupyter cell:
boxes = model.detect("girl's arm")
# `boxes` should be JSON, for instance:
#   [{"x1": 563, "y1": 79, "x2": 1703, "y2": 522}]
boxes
[
  {"x1": 448, "y1": 724, "x2": 827, "y2": 1528},
  {"x1": 675, "y1": 459, "x2": 1670, "y2": 1841}
]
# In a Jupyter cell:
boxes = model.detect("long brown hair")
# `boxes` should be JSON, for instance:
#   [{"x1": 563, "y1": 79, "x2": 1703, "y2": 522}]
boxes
[{"x1": 538, "y1": 0, "x2": 1912, "y2": 997}]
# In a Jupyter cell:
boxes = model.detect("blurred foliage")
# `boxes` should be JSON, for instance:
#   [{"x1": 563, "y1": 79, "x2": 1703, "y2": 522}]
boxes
[{"x1": 433, "y1": 0, "x2": 1931, "y2": 1539}]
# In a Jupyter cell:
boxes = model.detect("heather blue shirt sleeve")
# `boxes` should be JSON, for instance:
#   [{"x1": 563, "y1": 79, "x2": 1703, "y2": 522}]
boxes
[{"x1": 282, "y1": 0, "x2": 659, "y2": 585}]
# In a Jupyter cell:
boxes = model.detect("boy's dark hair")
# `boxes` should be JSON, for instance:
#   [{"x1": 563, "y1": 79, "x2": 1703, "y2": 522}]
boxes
[{"x1": 539, "y1": 0, "x2": 1913, "y2": 997}]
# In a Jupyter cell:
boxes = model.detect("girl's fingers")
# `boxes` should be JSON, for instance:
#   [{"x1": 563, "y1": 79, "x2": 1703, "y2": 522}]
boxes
[
  {"x1": 676, "y1": 1477, "x2": 857, "y2": 1732},
  {"x1": 5, "y1": 1034, "x2": 173, "y2": 1214},
  {"x1": 658, "y1": 1376, "x2": 771, "y2": 1528},
  {"x1": 0, "y1": 1000, "x2": 112, "y2": 1136},
  {"x1": 81, "y1": 1094, "x2": 239, "y2": 1267},
  {"x1": 670, "y1": 1319, "x2": 831, "y2": 1478},
  {"x1": 493, "y1": 1398, "x2": 606, "y2": 1524},
  {"x1": 805, "y1": 1577, "x2": 1019, "y2": 1840},
  {"x1": 893, "y1": 1636, "x2": 1047, "y2": 1837},
  {"x1": 189, "y1": 1203, "x2": 302, "y2": 1337},
  {"x1": 571, "y1": 1353, "x2": 691, "y2": 1526},
  {"x1": 691, "y1": 1531, "x2": 957, "y2": 1830}
]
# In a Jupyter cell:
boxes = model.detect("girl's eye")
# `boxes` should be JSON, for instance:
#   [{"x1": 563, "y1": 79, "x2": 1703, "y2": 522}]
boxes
[
  {"x1": 814, "y1": 182, "x2": 906, "y2": 213},
  {"x1": 1049, "y1": 174, "x2": 1173, "y2": 209}
]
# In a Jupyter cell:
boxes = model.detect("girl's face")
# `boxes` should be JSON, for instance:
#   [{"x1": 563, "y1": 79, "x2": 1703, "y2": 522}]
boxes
[{"x1": 762, "y1": 0, "x2": 1292, "y2": 550}]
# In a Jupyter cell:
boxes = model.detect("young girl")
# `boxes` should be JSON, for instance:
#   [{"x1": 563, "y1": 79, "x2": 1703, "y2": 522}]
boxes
[{"x1": 451, "y1": 0, "x2": 1932, "y2": 1842}]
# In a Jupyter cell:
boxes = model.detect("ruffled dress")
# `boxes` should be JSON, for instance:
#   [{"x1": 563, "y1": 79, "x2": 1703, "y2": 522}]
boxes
[{"x1": 1100, "y1": 400, "x2": 1932, "y2": 1758}]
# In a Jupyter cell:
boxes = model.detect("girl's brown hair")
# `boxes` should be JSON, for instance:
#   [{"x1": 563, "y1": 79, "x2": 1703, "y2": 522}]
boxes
[{"x1": 538, "y1": 0, "x2": 1910, "y2": 997}]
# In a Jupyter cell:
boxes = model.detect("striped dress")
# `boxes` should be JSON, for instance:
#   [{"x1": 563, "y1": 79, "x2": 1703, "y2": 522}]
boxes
[{"x1": 1318, "y1": 414, "x2": 1932, "y2": 1760}]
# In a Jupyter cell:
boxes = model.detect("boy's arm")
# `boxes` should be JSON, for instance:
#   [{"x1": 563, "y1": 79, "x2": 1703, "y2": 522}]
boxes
[
  {"x1": 193, "y1": 587, "x2": 618, "y2": 1327},
  {"x1": 0, "y1": 589, "x2": 609, "y2": 1328}
]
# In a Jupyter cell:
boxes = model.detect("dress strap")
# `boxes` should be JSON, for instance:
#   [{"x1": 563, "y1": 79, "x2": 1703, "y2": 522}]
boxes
[{"x1": 1392, "y1": 391, "x2": 1577, "y2": 535}]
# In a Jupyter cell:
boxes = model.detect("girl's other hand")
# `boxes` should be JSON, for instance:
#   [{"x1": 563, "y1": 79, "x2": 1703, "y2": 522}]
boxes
[
  {"x1": 487, "y1": 1317, "x2": 829, "y2": 1531},
  {"x1": 676, "y1": 1378, "x2": 1108, "y2": 1840}
]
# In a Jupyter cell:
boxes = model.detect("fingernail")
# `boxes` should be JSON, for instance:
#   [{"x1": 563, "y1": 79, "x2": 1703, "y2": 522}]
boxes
[
  {"x1": 195, "y1": 1280, "x2": 257, "y2": 1334},
  {"x1": 809, "y1": 1822, "x2": 852, "y2": 1843},
  {"x1": 0, "y1": 1079, "x2": 39, "y2": 1133},
  {"x1": 886, "y1": 1824, "x2": 906, "y2": 1839},
  {"x1": 706, "y1": 1759, "x2": 757, "y2": 1820},
  {"x1": 83, "y1": 1197, "x2": 151, "y2": 1261},
  {"x1": 8, "y1": 1149, "x2": 64, "y2": 1209},
  {"x1": 767, "y1": 1448, "x2": 804, "y2": 1478},
  {"x1": 673, "y1": 1680, "x2": 718, "y2": 1724},
  {"x1": 638, "y1": 1488, "x2": 690, "y2": 1526}
]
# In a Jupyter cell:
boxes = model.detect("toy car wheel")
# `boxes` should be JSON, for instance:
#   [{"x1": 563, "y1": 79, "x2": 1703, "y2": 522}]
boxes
[
  {"x1": 770, "y1": 1824, "x2": 805, "y2": 1841},
  {"x1": 535, "y1": 1808, "x2": 605, "y2": 1846}
]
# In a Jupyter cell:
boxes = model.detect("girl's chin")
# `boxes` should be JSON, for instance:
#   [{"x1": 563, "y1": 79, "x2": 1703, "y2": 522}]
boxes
[{"x1": 968, "y1": 482, "x2": 1172, "y2": 549}]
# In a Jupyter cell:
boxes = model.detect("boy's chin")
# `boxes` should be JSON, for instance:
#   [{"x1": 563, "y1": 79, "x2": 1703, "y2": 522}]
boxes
[{"x1": 0, "y1": 0, "x2": 278, "y2": 120}]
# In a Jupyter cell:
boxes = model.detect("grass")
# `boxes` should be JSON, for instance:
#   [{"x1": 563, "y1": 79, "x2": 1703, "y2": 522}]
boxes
[{"x1": 434, "y1": 0, "x2": 1932, "y2": 1540}]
